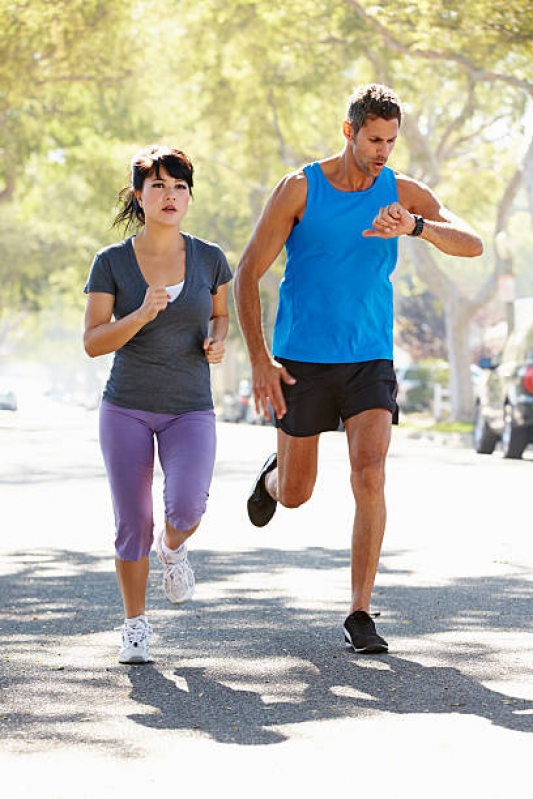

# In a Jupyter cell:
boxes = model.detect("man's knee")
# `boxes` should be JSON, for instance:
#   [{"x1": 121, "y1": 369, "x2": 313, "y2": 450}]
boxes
[
  {"x1": 350, "y1": 459, "x2": 386, "y2": 496},
  {"x1": 278, "y1": 481, "x2": 314, "y2": 509}
]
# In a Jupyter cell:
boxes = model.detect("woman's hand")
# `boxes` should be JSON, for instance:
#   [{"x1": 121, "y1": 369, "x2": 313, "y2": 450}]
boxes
[
  {"x1": 137, "y1": 285, "x2": 170, "y2": 324},
  {"x1": 203, "y1": 337, "x2": 225, "y2": 364}
]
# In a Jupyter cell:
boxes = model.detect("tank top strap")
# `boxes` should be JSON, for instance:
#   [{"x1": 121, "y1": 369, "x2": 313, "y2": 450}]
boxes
[
  {"x1": 382, "y1": 164, "x2": 399, "y2": 201},
  {"x1": 302, "y1": 162, "x2": 322, "y2": 215}
]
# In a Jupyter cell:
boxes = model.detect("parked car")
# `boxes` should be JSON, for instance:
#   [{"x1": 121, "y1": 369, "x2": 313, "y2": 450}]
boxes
[
  {"x1": 246, "y1": 398, "x2": 276, "y2": 426},
  {"x1": 0, "y1": 387, "x2": 17, "y2": 411},
  {"x1": 473, "y1": 323, "x2": 533, "y2": 459},
  {"x1": 221, "y1": 379, "x2": 253, "y2": 423}
]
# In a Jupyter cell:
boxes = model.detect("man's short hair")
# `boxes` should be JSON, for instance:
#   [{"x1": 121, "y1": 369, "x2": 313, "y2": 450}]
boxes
[{"x1": 346, "y1": 84, "x2": 402, "y2": 135}]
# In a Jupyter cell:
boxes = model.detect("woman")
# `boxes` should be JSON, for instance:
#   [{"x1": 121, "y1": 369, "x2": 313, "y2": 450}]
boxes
[{"x1": 84, "y1": 145, "x2": 232, "y2": 664}]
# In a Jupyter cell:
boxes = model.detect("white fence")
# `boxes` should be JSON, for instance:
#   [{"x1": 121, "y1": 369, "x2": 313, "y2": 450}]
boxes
[{"x1": 433, "y1": 383, "x2": 451, "y2": 421}]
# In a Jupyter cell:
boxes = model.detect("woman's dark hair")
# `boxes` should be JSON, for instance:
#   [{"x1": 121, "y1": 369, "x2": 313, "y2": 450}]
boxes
[{"x1": 113, "y1": 144, "x2": 194, "y2": 231}]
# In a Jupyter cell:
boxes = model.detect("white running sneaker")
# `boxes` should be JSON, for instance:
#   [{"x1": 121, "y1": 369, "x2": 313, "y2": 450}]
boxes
[
  {"x1": 118, "y1": 618, "x2": 153, "y2": 664},
  {"x1": 156, "y1": 530, "x2": 195, "y2": 604}
]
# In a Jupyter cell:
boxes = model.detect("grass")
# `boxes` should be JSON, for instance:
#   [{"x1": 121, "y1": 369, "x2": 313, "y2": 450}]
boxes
[
  {"x1": 428, "y1": 420, "x2": 473, "y2": 434},
  {"x1": 398, "y1": 414, "x2": 473, "y2": 434}
]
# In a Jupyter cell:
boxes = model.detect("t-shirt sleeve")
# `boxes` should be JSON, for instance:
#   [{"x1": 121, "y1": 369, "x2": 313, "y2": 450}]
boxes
[
  {"x1": 84, "y1": 251, "x2": 116, "y2": 295},
  {"x1": 211, "y1": 248, "x2": 233, "y2": 295}
]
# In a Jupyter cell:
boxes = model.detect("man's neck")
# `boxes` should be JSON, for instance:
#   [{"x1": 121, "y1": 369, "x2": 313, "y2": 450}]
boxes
[{"x1": 320, "y1": 149, "x2": 376, "y2": 192}]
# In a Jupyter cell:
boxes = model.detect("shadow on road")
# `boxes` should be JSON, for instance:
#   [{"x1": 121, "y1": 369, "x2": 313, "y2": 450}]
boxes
[{"x1": 1, "y1": 546, "x2": 532, "y2": 752}]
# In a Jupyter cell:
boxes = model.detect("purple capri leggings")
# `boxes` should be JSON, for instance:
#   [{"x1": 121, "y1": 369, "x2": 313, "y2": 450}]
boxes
[{"x1": 99, "y1": 400, "x2": 216, "y2": 561}]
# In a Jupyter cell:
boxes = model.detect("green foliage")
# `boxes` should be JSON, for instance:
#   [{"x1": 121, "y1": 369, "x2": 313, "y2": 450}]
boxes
[
  {"x1": 395, "y1": 269, "x2": 447, "y2": 357},
  {"x1": 2, "y1": 0, "x2": 533, "y2": 366},
  {"x1": 398, "y1": 358, "x2": 449, "y2": 411},
  {"x1": 429, "y1": 420, "x2": 473, "y2": 433},
  {"x1": 0, "y1": 1, "x2": 138, "y2": 186}
]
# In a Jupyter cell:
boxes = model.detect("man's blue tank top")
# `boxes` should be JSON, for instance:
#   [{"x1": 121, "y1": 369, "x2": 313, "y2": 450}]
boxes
[{"x1": 272, "y1": 161, "x2": 398, "y2": 363}]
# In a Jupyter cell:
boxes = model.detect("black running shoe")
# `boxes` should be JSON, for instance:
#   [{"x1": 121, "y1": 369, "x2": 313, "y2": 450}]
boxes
[
  {"x1": 344, "y1": 610, "x2": 388, "y2": 654},
  {"x1": 247, "y1": 453, "x2": 278, "y2": 527}
]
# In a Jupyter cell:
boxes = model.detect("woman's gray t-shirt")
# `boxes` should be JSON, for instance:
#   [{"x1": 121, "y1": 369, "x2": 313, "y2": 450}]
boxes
[{"x1": 84, "y1": 234, "x2": 232, "y2": 414}]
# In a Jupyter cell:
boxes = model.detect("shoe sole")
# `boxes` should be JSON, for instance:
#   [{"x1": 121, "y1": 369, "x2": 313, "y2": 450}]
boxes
[
  {"x1": 118, "y1": 652, "x2": 153, "y2": 664},
  {"x1": 247, "y1": 453, "x2": 278, "y2": 527},
  {"x1": 344, "y1": 630, "x2": 388, "y2": 654},
  {"x1": 163, "y1": 584, "x2": 195, "y2": 604}
]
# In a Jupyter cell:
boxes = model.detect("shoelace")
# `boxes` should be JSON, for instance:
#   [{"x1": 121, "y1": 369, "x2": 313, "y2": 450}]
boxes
[
  {"x1": 166, "y1": 560, "x2": 192, "y2": 586},
  {"x1": 124, "y1": 621, "x2": 152, "y2": 645}
]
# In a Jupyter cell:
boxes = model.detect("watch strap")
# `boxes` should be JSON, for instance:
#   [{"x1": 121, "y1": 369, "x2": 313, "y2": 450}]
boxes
[{"x1": 409, "y1": 215, "x2": 424, "y2": 237}]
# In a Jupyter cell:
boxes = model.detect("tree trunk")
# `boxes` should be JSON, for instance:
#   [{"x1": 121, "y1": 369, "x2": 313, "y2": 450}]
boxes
[
  {"x1": 444, "y1": 299, "x2": 474, "y2": 421},
  {"x1": 522, "y1": 135, "x2": 533, "y2": 227},
  {"x1": 0, "y1": 169, "x2": 15, "y2": 205}
]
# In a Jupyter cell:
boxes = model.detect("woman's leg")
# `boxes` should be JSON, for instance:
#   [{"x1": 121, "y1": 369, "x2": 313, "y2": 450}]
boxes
[
  {"x1": 115, "y1": 557, "x2": 150, "y2": 619},
  {"x1": 99, "y1": 401, "x2": 155, "y2": 617},
  {"x1": 157, "y1": 409, "x2": 217, "y2": 546},
  {"x1": 155, "y1": 410, "x2": 216, "y2": 604}
]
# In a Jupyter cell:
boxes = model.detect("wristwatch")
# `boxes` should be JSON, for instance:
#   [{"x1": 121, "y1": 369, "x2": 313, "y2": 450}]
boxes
[{"x1": 409, "y1": 215, "x2": 424, "y2": 237}]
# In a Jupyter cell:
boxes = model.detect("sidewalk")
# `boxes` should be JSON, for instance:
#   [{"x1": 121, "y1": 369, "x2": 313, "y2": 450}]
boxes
[{"x1": 0, "y1": 410, "x2": 531, "y2": 797}]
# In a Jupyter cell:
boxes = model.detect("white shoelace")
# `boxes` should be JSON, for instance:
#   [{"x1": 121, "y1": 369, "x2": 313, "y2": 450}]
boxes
[
  {"x1": 166, "y1": 560, "x2": 192, "y2": 586},
  {"x1": 124, "y1": 621, "x2": 152, "y2": 645}
]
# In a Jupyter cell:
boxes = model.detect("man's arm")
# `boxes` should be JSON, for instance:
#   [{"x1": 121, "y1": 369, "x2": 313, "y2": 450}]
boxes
[
  {"x1": 234, "y1": 171, "x2": 307, "y2": 419},
  {"x1": 363, "y1": 175, "x2": 483, "y2": 257}
]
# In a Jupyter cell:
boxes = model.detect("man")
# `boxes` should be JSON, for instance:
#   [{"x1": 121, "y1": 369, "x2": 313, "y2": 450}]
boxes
[{"x1": 233, "y1": 84, "x2": 482, "y2": 653}]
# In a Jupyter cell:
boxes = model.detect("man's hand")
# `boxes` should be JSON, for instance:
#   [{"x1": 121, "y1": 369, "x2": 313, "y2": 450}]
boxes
[
  {"x1": 203, "y1": 337, "x2": 225, "y2": 364},
  {"x1": 252, "y1": 359, "x2": 296, "y2": 421},
  {"x1": 363, "y1": 202, "x2": 416, "y2": 239}
]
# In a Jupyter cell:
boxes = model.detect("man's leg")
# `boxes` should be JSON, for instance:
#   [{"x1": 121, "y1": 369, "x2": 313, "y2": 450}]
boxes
[
  {"x1": 265, "y1": 429, "x2": 320, "y2": 507},
  {"x1": 344, "y1": 409, "x2": 392, "y2": 613},
  {"x1": 248, "y1": 429, "x2": 320, "y2": 526}
]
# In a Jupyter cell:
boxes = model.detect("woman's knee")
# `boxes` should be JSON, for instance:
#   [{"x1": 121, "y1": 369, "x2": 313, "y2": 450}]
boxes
[
  {"x1": 166, "y1": 490, "x2": 207, "y2": 532},
  {"x1": 115, "y1": 520, "x2": 154, "y2": 561}
]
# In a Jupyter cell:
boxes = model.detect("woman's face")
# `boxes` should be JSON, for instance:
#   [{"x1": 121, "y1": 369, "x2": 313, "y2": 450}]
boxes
[{"x1": 135, "y1": 166, "x2": 191, "y2": 228}]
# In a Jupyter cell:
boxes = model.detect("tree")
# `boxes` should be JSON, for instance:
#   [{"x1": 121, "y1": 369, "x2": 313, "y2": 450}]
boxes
[
  {"x1": 3, "y1": 0, "x2": 532, "y2": 419},
  {"x1": 0, "y1": 0, "x2": 173, "y2": 339},
  {"x1": 340, "y1": 0, "x2": 533, "y2": 418},
  {"x1": 170, "y1": 0, "x2": 533, "y2": 418},
  {"x1": 0, "y1": 1, "x2": 140, "y2": 201}
]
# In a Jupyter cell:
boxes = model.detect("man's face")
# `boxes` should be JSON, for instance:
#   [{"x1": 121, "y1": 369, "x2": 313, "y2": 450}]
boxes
[{"x1": 350, "y1": 116, "x2": 399, "y2": 178}]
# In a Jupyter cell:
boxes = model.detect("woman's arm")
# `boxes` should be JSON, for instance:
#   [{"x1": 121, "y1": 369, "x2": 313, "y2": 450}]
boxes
[
  {"x1": 83, "y1": 286, "x2": 169, "y2": 357},
  {"x1": 203, "y1": 284, "x2": 229, "y2": 364}
]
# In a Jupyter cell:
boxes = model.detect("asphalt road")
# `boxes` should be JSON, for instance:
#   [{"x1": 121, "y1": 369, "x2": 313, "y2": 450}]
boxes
[{"x1": 0, "y1": 401, "x2": 532, "y2": 798}]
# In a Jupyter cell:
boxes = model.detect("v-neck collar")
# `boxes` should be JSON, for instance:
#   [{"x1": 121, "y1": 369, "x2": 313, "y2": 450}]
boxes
[{"x1": 127, "y1": 234, "x2": 190, "y2": 305}]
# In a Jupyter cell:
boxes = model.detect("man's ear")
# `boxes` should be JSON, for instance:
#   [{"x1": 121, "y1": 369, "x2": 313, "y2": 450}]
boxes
[{"x1": 342, "y1": 120, "x2": 353, "y2": 140}]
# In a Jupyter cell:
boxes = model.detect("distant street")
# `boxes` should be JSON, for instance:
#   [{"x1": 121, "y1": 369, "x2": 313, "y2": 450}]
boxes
[{"x1": 0, "y1": 402, "x2": 532, "y2": 798}]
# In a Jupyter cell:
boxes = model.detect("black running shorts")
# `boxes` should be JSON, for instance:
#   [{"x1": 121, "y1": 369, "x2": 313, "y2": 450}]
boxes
[{"x1": 275, "y1": 358, "x2": 398, "y2": 438}]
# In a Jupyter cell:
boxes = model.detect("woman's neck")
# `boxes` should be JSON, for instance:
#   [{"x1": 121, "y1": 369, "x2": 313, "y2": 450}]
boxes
[{"x1": 134, "y1": 224, "x2": 185, "y2": 256}]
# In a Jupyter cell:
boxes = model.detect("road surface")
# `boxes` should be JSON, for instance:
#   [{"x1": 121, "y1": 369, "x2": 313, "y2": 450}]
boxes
[{"x1": 0, "y1": 402, "x2": 531, "y2": 798}]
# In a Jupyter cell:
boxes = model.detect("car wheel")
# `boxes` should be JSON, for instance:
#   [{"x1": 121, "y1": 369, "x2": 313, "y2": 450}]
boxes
[
  {"x1": 473, "y1": 403, "x2": 498, "y2": 454},
  {"x1": 501, "y1": 404, "x2": 528, "y2": 459}
]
